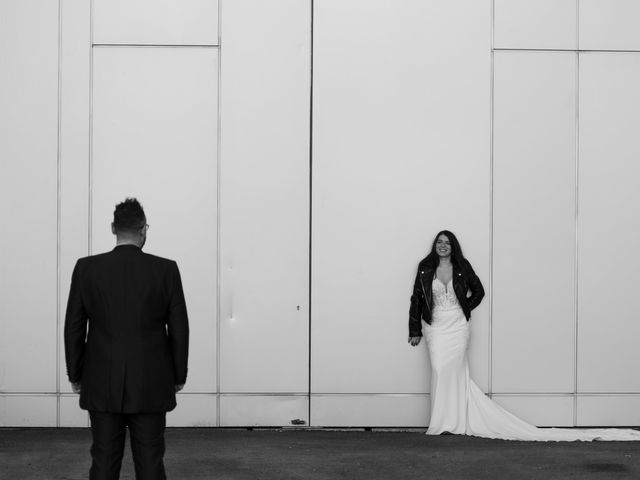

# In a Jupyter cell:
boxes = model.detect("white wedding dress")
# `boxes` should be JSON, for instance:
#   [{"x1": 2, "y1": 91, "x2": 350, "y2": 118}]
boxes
[{"x1": 424, "y1": 276, "x2": 640, "y2": 441}]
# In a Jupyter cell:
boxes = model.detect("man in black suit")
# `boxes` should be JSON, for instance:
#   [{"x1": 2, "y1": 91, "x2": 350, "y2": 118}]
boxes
[{"x1": 64, "y1": 198, "x2": 189, "y2": 480}]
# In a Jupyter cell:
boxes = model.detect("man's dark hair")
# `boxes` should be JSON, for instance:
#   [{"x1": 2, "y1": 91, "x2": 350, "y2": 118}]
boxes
[{"x1": 113, "y1": 198, "x2": 146, "y2": 234}]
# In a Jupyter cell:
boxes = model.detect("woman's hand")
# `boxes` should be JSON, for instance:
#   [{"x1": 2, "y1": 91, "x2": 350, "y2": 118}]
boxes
[{"x1": 408, "y1": 336, "x2": 422, "y2": 346}]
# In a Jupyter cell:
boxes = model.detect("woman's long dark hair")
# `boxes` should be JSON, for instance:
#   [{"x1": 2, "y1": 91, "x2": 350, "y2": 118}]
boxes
[{"x1": 421, "y1": 230, "x2": 466, "y2": 267}]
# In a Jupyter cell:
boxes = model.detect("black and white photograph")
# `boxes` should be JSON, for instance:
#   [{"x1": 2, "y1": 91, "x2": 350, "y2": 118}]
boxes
[{"x1": 1, "y1": 1, "x2": 640, "y2": 479}]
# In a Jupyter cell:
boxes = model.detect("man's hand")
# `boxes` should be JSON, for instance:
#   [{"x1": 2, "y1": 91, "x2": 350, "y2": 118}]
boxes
[
  {"x1": 71, "y1": 382, "x2": 81, "y2": 394},
  {"x1": 408, "y1": 336, "x2": 422, "y2": 346},
  {"x1": 175, "y1": 384, "x2": 185, "y2": 393}
]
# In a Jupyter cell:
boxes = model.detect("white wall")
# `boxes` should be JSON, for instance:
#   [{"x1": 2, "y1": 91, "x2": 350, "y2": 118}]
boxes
[
  {"x1": 311, "y1": 0, "x2": 491, "y2": 427},
  {"x1": 577, "y1": 52, "x2": 640, "y2": 425},
  {"x1": 492, "y1": 0, "x2": 640, "y2": 427},
  {"x1": 492, "y1": 50, "x2": 577, "y2": 426},
  {"x1": 2, "y1": 0, "x2": 640, "y2": 428},
  {"x1": 0, "y1": 0, "x2": 59, "y2": 427},
  {"x1": 218, "y1": 0, "x2": 311, "y2": 426},
  {"x1": 92, "y1": 45, "x2": 219, "y2": 426}
]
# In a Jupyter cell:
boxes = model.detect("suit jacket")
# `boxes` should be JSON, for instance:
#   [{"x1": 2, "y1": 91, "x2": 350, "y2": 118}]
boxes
[{"x1": 64, "y1": 244, "x2": 189, "y2": 413}]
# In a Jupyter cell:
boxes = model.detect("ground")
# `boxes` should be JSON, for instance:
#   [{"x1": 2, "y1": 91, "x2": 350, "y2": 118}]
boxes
[{"x1": 1, "y1": 428, "x2": 640, "y2": 479}]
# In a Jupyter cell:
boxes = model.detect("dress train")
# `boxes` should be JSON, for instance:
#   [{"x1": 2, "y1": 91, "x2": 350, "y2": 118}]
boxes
[{"x1": 424, "y1": 279, "x2": 640, "y2": 442}]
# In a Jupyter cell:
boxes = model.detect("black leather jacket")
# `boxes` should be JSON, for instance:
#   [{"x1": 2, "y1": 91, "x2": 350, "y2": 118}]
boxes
[{"x1": 408, "y1": 258, "x2": 484, "y2": 337}]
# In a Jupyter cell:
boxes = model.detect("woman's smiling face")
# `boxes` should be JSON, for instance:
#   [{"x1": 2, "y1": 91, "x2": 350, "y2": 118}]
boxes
[{"x1": 435, "y1": 234, "x2": 452, "y2": 258}]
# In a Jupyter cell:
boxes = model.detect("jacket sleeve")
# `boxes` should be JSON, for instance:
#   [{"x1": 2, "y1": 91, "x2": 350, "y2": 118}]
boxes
[
  {"x1": 167, "y1": 261, "x2": 189, "y2": 385},
  {"x1": 464, "y1": 260, "x2": 485, "y2": 312},
  {"x1": 408, "y1": 268, "x2": 424, "y2": 337},
  {"x1": 64, "y1": 259, "x2": 88, "y2": 383}
]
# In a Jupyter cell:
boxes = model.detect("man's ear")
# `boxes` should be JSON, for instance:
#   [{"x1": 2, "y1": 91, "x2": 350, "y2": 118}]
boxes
[{"x1": 111, "y1": 223, "x2": 116, "y2": 235}]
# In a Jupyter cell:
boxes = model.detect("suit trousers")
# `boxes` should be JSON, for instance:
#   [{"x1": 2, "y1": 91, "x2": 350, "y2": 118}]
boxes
[{"x1": 89, "y1": 411, "x2": 167, "y2": 480}]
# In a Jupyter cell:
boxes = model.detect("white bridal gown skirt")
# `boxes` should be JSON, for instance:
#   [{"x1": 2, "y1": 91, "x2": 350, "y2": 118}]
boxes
[{"x1": 424, "y1": 306, "x2": 640, "y2": 441}]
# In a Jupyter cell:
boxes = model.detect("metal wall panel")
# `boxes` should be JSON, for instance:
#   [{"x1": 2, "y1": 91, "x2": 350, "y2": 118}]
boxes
[
  {"x1": 492, "y1": 51, "x2": 577, "y2": 394},
  {"x1": 310, "y1": 0, "x2": 491, "y2": 418},
  {"x1": 59, "y1": 0, "x2": 91, "y2": 400},
  {"x1": 219, "y1": 395, "x2": 308, "y2": 427},
  {"x1": 93, "y1": 0, "x2": 219, "y2": 45},
  {"x1": 577, "y1": 396, "x2": 640, "y2": 426},
  {"x1": 577, "y1": 53, "x2": 640, "y2": 394},
  {"x1": 218, "y1": 0, "x2": 311, "y2": 396},
  {"x1": 580, "y1": 0, "x2": 640, "y2": 51},
  {"x1": 92, "y1": 46, "x2": 219, "y2": 393},
  {"x1": 311, "y1": 395, "x2": 430, "y2": 428},
  {"x1": 0, "y1": 1, "x2": 59, "y2": 396},
  {"x1": 492, "y1": 395, "x2": 574, "y2": 427},
  {"x1": 494, "y1": 0, "x2": 577, "y2": 50},
  {"x1": 0, "y1": 396, "x2": 58, "y2": 427},
  {"x1": 59, "y1": 395, "x2": 89, "y2": 427},
  {"x1": 167, "y1": 394, "x2": 217, "y2": 427}
]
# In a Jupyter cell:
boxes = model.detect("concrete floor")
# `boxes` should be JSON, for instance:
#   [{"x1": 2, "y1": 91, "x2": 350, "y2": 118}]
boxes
[{"x1": 1, "y1": 428, "x2": 640, "y2": 479}]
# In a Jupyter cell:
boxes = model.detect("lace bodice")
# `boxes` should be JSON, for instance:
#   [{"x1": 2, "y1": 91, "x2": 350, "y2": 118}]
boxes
[{"x1": 432, "y1": 277, "x2": 460, "y2": 310}]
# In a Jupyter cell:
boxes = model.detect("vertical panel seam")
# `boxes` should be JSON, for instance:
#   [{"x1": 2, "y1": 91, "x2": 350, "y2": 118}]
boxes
[
  {"x1": 89, "y1": 0, "x2": 94, "y2": 258},
  {"x1": 216, "y1": 0, "x2": 222, "y2": 429},
  {"x1": 87, "y1": 0, "x2": 94, "y2": 429},
  {"x1": 56, "y1": 0, "x2": 63, "y2": 428},
  {"x1": 576, "y1": 0, "x2": 580, "y2": 51},
  {"x1": 488, "y1": 0, "x2": 495, "y2": 398},
  {"x1": 573, "y1": 55, "x2": 580, "y2": 424},
  {"x1": 308, "y1": 0, "x2": 314, "y2": 427},
  {"x1": 573, "y1": 0, "x2": 580, "y2": 427}
]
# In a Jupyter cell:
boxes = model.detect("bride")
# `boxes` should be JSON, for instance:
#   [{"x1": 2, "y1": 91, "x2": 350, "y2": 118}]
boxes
[{"x1": 408, "y1": 230, "x2": 640, "y2": 441}]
